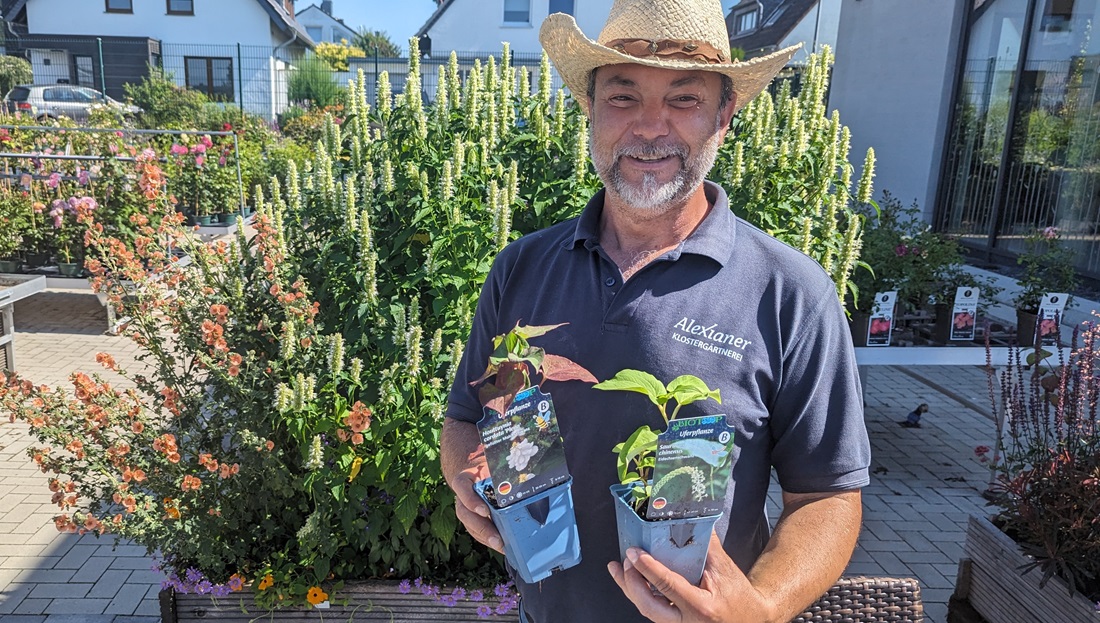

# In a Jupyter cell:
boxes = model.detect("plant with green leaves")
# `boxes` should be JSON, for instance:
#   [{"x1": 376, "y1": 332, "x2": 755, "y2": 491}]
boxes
[
  {"x1": 471, "y1": 322, "x2": 595, "y2": 416},
  {"x1": 593, "y1": 370, "x2": 721, "y2": 512},
  {"x1": 715, "y1": 46, "x2": 874, "y2": 305}
]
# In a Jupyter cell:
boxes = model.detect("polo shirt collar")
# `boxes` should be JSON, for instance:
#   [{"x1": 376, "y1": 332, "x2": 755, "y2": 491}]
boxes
[{"x1": 564, "y1": 180, "x2": 736, "y2": 267}]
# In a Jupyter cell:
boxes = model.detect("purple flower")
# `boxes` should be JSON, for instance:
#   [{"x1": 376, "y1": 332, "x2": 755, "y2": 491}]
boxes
[
  {"x1": 141, "y1": 148, "x2": 156, "y2": 160},
  {"x1": 451, "y1": 587, "x2": 466, "y2": 600},
  {"x1": 894, "y1": 244, "x2": 908, "y2": 257},
  {"x1": 210, "y1": 584, "x2": 231, "y2": 597},
  {"x1": 77, "y1": 169, "x2": 91, "y2": 185},
  {"x1": 1043, "y1": 226, "x2": 1059, "y2": 240},
  {"x1": 46, "y1": 172, "x2": 61, "y2": 188},
  {"x1": 413, "y1": 577, "x2": 423, "y2": 588},
  {"x1": 397, "y1": 579, "x2": 411, "y2": 594},
  {"x1": 185, "y1": 568, "x2": 203, "y2": 584},
  {"x1": 440, "y1": 595, "x2": 458, "y2": 607},
  {"x1": 477, "y1": 605, "x2": 492, "y2": 618},
  {"x1": 469, "y1": 589, "x2": 483, "y2": 602}
]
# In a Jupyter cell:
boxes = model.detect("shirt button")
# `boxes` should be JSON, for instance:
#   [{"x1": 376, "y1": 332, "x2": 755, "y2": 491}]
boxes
[{"x1": 605, "y1": 277, "x2": 616, "y2": 287}]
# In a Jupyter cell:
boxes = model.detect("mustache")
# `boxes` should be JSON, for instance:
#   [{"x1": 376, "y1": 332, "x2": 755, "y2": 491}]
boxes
[{"x1": 614, "y1": 143, "x2": 688, "y2": 161}]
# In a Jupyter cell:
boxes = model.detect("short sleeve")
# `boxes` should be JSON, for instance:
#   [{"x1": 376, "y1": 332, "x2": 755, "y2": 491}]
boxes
[{"x1": 769, "y1": 289, "x2": 871, "y2": 493}]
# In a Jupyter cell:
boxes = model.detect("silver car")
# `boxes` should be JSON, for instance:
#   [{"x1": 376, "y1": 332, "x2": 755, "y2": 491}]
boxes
[{"x1": 2, "y1": 84, "x2": 141, "y2": 123}]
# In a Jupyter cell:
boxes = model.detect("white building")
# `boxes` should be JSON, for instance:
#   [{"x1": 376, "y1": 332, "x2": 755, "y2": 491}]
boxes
[
  {"x1": 296, "y1": 1, "x2": 356, "y2": 45},
  {"x1": 416, "y1": 0, "x2": 739, "y2": 57},
  {"x1": 1, "y1": 0, "x2": 313, "y2": 120},
  {"x1": 726, "y1": 0, "x2": 840, "y2": 65}
]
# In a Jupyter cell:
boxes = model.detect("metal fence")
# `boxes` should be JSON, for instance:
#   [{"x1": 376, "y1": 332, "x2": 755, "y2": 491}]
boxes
[{"x1": 0, "y1": 36, "x2": 568, "y2": 122}]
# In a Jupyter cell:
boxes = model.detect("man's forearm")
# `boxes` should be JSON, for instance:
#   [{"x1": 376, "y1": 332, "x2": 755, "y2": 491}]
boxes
[
  {"x1": 440, "y1": 418, "x2": 489, "y2": 487},
  {"x1": 747, "y1": 490, "x2": 862, "y2": 623}
]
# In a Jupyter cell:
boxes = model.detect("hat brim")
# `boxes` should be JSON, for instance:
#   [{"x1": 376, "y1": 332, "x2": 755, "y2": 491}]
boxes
[{"x1": 540, "y1": 13, "x2": 801, "y2": 115}]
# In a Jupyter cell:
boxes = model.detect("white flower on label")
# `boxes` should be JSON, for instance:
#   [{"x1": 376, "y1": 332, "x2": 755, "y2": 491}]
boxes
[{"x1": 507, "y1": 438, "x2": 538, "y2": 472}]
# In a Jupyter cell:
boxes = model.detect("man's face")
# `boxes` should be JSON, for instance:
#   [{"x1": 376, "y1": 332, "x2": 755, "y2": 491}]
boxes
[{"x1": 588, "y1": 63, "x2": 735, "y2": 216}]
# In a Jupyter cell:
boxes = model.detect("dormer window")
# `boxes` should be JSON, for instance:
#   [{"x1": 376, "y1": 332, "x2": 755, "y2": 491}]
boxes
[{"x1": 733, "y1": 7, "x2": 759, "y2": 34}]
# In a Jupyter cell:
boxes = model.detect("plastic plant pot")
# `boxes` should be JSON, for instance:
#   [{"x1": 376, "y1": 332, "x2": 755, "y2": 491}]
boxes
[
  {"x1": 609, "y1": 482, "x2": 722, "y2": 586},
  {"x1": 474, "y1": 477, "x2": 582, "y2": 584}
]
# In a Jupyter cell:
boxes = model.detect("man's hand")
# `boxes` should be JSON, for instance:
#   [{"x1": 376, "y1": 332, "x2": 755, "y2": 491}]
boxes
[
  {"x1": 441, "y1": 419, "x2": 504, "y2": 554},
  {"x1": 607, "y1": 531, "x2": 776, "y2": 623}
]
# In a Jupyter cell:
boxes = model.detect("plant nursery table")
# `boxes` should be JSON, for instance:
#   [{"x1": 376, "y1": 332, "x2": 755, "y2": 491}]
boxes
[{"x1": 0, "y1": 273, "x2": 47, "y2": 371}]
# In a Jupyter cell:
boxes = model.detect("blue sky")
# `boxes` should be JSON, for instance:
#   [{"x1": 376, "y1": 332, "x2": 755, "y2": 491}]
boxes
[{"x1": 320, "y1": 0, "x2": 439, "y2": 48}]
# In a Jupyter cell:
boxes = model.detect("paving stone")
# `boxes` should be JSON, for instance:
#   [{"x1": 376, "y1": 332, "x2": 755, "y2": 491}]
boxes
[
  {"x1": 104, "y1": 581, "x2": 155, "y2": 615},
  {"x1": 87, "y1": 569, "x2": 133, "y2": 599},
  {"x1": 26, "y1": 582, "x2": 91, "y2": 599},
  {"x1": 0, "y1": 616, "x2": 47, "y2": 623},
  {"x1": 41, "y1": 598, "x2": 112, "y2": 614},
  {"x1": 42, "y1": 615, "x2": 116, "y2": 623},
  {"x1": 0, "y1": 582, "x2": 34, "y2": 614},
  {"x1": 53, "y1": 544, "x2": 97, "y2": 570}
]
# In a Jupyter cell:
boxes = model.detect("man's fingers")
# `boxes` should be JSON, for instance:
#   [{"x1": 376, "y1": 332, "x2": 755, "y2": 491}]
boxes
[
  {"x1": 454, "y1": 501, "x2": 504, "y2": 553},
  {"x1": 616, "y1": 550, "x2": 683, "y2": 623},
  {"x1": 451, "y1": 471, "x2": 491, "y2": 518}
]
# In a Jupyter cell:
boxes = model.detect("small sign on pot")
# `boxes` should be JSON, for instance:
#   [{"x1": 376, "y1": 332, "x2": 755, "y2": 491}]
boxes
[
  {"x1": 866, "y1": 291, "x2": 897, "y2": 347},
  {"x1": 1037, "y1": 293, "x2": 1068, "y2": 346},
  {"x1": 646, "y1": 415, "x2": 735, "y2": 520},
  {"x1": 950, "y1": 287, "x2": 979, "y2": 341}
]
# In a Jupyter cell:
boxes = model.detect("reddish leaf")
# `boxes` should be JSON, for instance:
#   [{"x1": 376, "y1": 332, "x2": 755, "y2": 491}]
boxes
[
  {"x1": 540, "y1": 353, "x2": 597, "y2": 384},
  {"x1": 478, "y1": 362, "x2": 528, "y2": 414}
]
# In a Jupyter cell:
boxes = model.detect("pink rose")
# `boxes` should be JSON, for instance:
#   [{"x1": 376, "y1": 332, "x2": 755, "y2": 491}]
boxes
[
  {"x1": 170, "y1": 144, "x2": 188, "y2": 156},
  {"x1": 191, "y1": 143, "x2": 207, "y2": 154},
  {"x1": 195, "y1": 155, "x2": 205, "y2": 167}
]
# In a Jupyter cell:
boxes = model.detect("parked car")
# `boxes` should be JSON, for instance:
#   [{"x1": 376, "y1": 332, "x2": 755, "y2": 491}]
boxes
[{"x1": 2, "y1": 84, "x2": 141, "y2": 123}]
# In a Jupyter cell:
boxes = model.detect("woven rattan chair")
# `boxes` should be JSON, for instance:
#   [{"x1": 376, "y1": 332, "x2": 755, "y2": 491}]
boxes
[{"x1": 791, "y1": 576, "x2": 924, "y2": 623}]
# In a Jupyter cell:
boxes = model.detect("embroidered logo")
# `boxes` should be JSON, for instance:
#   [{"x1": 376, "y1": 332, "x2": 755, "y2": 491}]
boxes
[{"x1": 672, "y1": 317, "x2": 752, "y2": 361}]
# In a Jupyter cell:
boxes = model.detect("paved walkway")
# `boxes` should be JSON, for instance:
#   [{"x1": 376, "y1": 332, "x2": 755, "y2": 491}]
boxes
[{"x1": 0, "y1": 289, "x2": 1009, "y2": 622}]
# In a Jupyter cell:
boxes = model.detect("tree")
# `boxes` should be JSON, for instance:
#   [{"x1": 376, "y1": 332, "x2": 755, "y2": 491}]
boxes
[
  {"x1": 288, "y1": 54, "x2": 345, "y2": 108},
  {"x1": 314, "y1": 40, "x2": 367, "y2": 72},
  {"x1": 123, "y1": 65, "x2": 209, "y2": 129},
  {"x1": 0, "y1": 56, "x2": 32, "y2": 96},
  {"x1": 352, "y1": 28, "x2": 401, "y2": 58}
]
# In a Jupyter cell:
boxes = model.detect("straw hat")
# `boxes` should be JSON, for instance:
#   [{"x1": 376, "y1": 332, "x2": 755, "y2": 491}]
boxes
[{"x1": 539, "y1": 0, "x2": 801, "y2": 114}]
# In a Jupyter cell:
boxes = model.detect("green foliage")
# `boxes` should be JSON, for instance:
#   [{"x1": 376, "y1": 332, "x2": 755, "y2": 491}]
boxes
[
  {"x1": 0, "y1": 55, "x2": 32, "y2": 96},
  {"x1": 352, "y1": 29, "x2": 402, "y2": 58},
  {"x1": 0, "y1": 180, "x2": 27, "y2": 258},
  {"x1": 289, "y1": 54, "x2": 346, "y2": 109},
  {"x1": 124, "y1": 65, "x2": 210, "y2": 130},
  {"x1": 1014, "y1": 227, "x2": 1078, "y2": 312},
  {"x1": 714, "y1": 46, "x2": 872, "y2": 304},
  {"x1": 849, "y1": 191, "x2": 979, "y2": 311},
  {"x1": 594, "y1": 370, "x2": 721, "y2": 511},
  {"x1": 984, "y1": 333, "x2": 1100, "y2": 603}
]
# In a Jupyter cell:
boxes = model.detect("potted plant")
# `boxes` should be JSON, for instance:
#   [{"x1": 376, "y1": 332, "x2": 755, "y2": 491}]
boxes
[
  {"x1": 593, "y1": 370, "x2": 730, "y2": 586},
  {"x1": 1013, "y1": 227, "x2": 1077, "y2": 347},
  {"x1": 962, "y1": 332, "x2": 1100, "y2": 622},
  {"x1": 469, "y1": 322, "x2": 595, "y2": 584},
  {"x1": 48, "y1": 195, "x2": 96, "y2": 277}
]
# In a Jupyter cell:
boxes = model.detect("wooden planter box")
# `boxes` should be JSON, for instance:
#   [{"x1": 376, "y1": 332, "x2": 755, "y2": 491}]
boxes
[
  {"x1": 959, "y1": 515, "x2": 1099, "y2": 623},
  {"x1": 162, "y1": 580, "x2": 520, "y2": 622}
]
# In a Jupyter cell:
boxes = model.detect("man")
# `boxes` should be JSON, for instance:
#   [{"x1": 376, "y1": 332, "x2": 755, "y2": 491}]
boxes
[{"x1": 441, "y1": 0, "x2": 871, "y2": 621}]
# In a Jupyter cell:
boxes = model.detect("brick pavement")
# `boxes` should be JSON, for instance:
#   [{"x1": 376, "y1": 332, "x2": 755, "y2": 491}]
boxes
[{"x1": 0, "y1": 289, "x2": 1017, "y2": 623}]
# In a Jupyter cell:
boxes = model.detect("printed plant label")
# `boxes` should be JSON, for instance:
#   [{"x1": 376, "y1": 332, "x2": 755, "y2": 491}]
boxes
[
  {"x1": 476, "y1": 387, "x2": 570, "y2": 508},
  {"x1": 867, "y1": 291, "x2": 897, "y2": 347},
  {"x1": 950, "y1": 287, "x2": 979, "y2": 341},
  {"x1": 1038, "y1": 293, "x2": 1069, "y2": 346},
  {"x1": 646, "y1": 414, "x2": 735, "y2": 520}
]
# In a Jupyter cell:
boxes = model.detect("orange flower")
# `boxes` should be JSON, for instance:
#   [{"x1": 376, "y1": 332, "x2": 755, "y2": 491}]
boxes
[
  {"x1": 181, "y1": 475, "x2": 201, "y2": 491},
  {"x1": 265, "y1": 440, "x2": 275, "y2": 451},
  {"x1": 219, "y1": 463, "x2": 232, "y2": 479},
  {"x1": 306, "y1": 586, "x2": 328, "y2": 605},
  {"x1": 351, "y1": 433, "x2": 364, "y2": 445},
  {"x1": 165, "y1": 507, "x2": 180, "y2": 519},
  {"x1": 228, "y1": 365, "x2": 240, "y2": 377},
  {"x1": 131, "y1": 421, "x2": 144, "y2": 434},
  {"x1": 257, "y1": 574, "x2": 274, "y2": 591}
]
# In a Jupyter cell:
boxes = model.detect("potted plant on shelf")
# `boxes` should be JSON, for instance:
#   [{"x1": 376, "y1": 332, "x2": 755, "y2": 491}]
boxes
[
  {"x1": 470, "y1": 322, "x2": 595, "y2": 584},
  {"x1": 1013, "y1": 227, "x2": 1077, "y2": 347},
  {"x1": 961, "y1": 329, "x2": 1100, "y2": 622},
  {"x1": 593, "y1": 370, "x2": 731, "y2": 586},
  {"x1": 49, "y1": 195, "x2": 97, "y2": 277}
]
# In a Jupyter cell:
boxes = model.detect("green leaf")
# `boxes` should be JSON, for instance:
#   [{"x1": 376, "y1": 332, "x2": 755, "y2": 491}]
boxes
[
  {"x1": 513, "y1": 322, "x2": 567, "y2": 339},
  {"x1": 593, "y1": 369, "x2": 667, "y2": 408},
  {"x1": 665, "y1": 375, "x2": 722, "y2": 408},
  {"x1": 616, "y1": 425, "x2": 658, "y2": 482}
]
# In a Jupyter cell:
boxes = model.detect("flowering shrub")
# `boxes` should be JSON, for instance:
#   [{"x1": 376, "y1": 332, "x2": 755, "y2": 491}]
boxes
[
  {"x1": 1013, "y1": 226, "x2": 1077, "y2": 313},
  {"x1": 163, "y1": 133, "x2": 240, "y2": 219},
  {"x1": 982, "y1": 325, "x2": 1100, "y2": 602}
]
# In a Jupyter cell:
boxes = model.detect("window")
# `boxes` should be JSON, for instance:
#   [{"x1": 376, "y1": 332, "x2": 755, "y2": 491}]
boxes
[
  {"x1": 548, "y1": 0, "x2": 574, "y2": 15},
  {"x1": 106, "y1": 0, "x2": 133, "y2": 13},
  {"x1": 185, "y1": 56, "x2": 234, "y2": 102},
  {"x1": 305, "y1": 26, "x2": 323, "y2": 42},
  {"x1": 167, "y1": 0, "x2": 194, "y2": 15},
  {"x1": 503, "y1": 0, "x2": 530, "y2": 24},
  {"x1": 734, "y1": 8, "x2": 758, "y2": 34},
  {"x1": 74, "y1": 56, "x2": 95, "y2": 87}
]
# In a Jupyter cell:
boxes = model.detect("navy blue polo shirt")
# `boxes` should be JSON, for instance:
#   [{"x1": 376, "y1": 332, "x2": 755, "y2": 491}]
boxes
[{"x1": 447, "y1": 181, "x2": 870, "y2": 623}]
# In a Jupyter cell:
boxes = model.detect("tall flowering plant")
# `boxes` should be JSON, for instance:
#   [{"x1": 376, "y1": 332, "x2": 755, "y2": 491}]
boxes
[
  {"x1": 981, "y1": 324, "x2": 1100, "y2": 603},
  {"x1": 1014, "y1": 226, "x2": 1077, "y2": 313}
]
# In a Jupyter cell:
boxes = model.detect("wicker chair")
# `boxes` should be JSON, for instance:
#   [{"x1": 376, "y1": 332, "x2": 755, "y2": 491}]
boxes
[{"x1": 791, "y1": 576, "x2": 924, "y2": 623}]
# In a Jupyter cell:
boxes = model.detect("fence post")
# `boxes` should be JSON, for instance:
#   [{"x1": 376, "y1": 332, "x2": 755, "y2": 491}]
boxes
[
  {"x1": 233, "y1": 132, "x2": 244, "y2": 212},
  {"x1": 97, "y1": 38, "x2": 106, "y2": 95},
  {"x1": 237, "y1": 43, "x2": 245, "y2": 124}
]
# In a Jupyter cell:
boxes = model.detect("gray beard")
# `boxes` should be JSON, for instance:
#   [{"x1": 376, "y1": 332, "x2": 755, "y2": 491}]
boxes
[{"x1": 591, "y1": 120, "x2": 724, "y2": 216}]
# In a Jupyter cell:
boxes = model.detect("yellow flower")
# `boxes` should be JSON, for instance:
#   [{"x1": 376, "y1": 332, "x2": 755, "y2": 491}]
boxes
[
  {"x1": 257, "y1": 574, "x2": 273, "y2": 591},
  {"x1": 306, "y1": 586, "x2": 328, "y2": 605}
]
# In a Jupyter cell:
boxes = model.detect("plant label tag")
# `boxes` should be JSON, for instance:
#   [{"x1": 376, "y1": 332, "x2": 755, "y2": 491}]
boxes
[
  {"x1": 646, "y1": 414, "x2": 735, "y2": 521},
  {"x1": 866, "y1": 291, "x2": 896, "y2": 347},
  {"x1": 476, "y1": 387, "x2": 570, "y2": 508},
  {"x1": 950, "y1": 287, "x2": 979, "y2": 341},
  {"x1": 1037, "y1": 293, "x2": 1068, "y2": 346}
]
